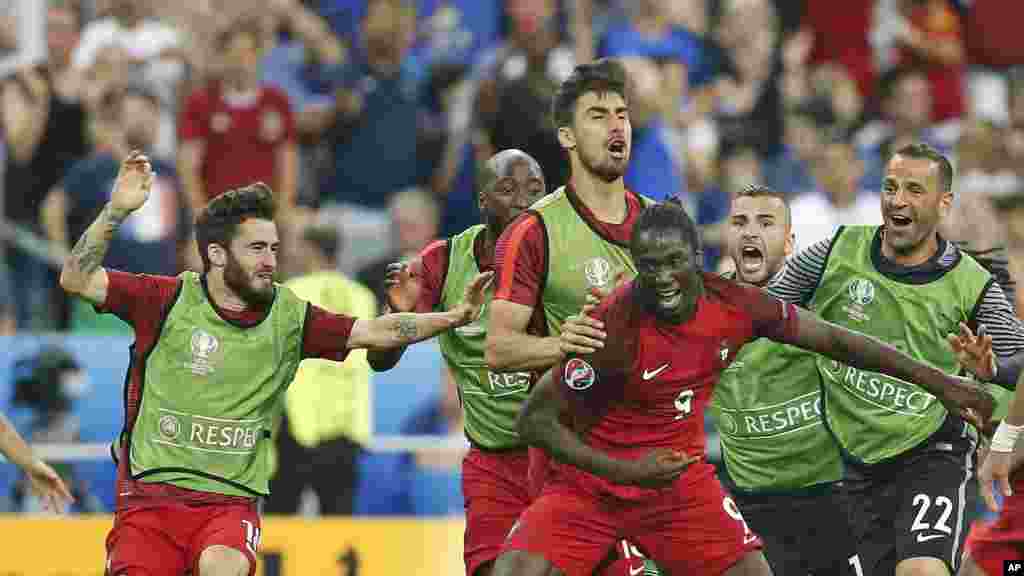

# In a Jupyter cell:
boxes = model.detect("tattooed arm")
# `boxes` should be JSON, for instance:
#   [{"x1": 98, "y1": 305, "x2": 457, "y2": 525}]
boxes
[
  {"x1": 58, "y1": 204, "x2": 129, "y2": 304},
  {"x1": 59, "y1": 151, "x2": 153, "y2": 304},
  {"x1": 347, "y1": 270, "x2": 493, "y2": 350}
]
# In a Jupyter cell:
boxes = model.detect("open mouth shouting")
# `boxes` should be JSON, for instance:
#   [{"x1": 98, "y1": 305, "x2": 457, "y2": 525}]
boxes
[
  {"x1": 607, "y1": 137, "x2": 627, "y2": 161},
  {"x1": 739, "y1": 244, "x2": 765, "y2": 275}
]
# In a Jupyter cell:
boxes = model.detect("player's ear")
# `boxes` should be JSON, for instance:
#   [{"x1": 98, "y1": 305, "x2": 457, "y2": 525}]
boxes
[
  {"x1": 208, "y1": 243, "x2": 227, "y2": 268},
  {"x1": 557, "y1": 126, "x2": 576, "y2": 150}
]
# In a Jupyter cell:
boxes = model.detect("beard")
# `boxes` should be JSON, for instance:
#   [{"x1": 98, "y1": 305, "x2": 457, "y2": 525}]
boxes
[
  {"x1": 224, "y1": 252, "x2": 275, "y2": 307},
  {"x1": 578, "y1": 148, "x2": 626, "y2": 182}
]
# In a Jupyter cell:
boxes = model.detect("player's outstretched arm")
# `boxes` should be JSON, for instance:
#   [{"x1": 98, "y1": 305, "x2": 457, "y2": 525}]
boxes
[
  {"x1": 518, "y1": 369, "x2": 697, "y2": 488},
  {"x1": 59, "y1": 151, "x2": 154, "y2": 305},
  {"x1": 485, "y1": 300, "x2": 565, "y2": 371},
  {"x1": 779, "y1": 307, "x2": 995, "y2": 429},
  {"x1": 0, "y1": 413, "x2": 73, "y2": 513},
  {"x1": 367, "y1": 261, "x2": 424, "y2": 371},
  {"x1": 350, "y1": 271, "x2": 492, "y2": 350}
]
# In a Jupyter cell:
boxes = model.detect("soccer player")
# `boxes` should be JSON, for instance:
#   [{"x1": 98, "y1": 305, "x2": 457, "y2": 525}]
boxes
[
  {"x1": 59, "y1": 152, "x2": 492, "y2": 576},
  {"x1": 959, "y1": 189, "x2": 1024, "y2": 576},
  {"x1": 365, "y1": 148, "x2": 547, "y2": 576},
  {"x1": 761, "y1": 143, "x2": 1024, "y2": 576},
  {"x1": 485, "y1": 58, "x2": 657, "y2": 573},
  {"x1": 709, "y1": 185, "x2": 861, "y2": 575},
  {"x1": 492, "y1": 202, "x2": 993, "y2": 576},
  {"x1": 0, "y1": 412, "x2": 73, "y2": 513}
]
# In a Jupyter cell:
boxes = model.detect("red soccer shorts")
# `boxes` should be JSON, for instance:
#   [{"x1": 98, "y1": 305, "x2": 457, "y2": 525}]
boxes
[
  {"x1": 463, "y1": 448, "x2": 533, "y2": 576},
  {"x1": 105, "y1": 500, "x2": 260, "y2": 576},
  {"x1": 964, "y1": 479, "x2": 1024, "y2": 576},
  {"x1": 504, "y1": 463, "x2": 762, "y2": 575}
]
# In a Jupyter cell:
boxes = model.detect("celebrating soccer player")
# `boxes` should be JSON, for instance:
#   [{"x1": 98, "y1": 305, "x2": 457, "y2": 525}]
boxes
[
  {"x1": 492, "y1": 201, "x2": 993, "y2": 576},
  {"x1": 486, "y1": 58, "x2": 661, "y2": 575},
  {"x1": 706, "y1": 185, "x2": 862, "y2": 575},
  {"x1": 59, "y1": 152, "x2": 492, "y2": 576},
  {"x1": 365, "y1": 149, "x2": 547, "y2": 576}
]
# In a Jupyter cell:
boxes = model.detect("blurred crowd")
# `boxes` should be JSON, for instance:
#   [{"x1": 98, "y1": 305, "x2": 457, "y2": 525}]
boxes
[{"x1": 1, "y1": 0, "x2": 1023, "y2": 332}]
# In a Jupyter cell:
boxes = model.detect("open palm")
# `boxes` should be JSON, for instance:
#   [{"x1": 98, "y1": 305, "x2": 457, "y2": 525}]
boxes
[{"x1": 110, "y1": 150, "x2": 154, "y2": 217}]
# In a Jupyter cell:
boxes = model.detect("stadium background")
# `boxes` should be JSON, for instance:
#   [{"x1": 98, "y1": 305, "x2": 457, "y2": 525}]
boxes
[{"x1": 0, "y1": 0, "x2": 1021, "y2": 573}]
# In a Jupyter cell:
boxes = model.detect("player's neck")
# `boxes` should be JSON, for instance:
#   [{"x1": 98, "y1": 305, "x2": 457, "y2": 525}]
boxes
[
  {"x1": 570, "y1": 172, "x2": 628, "y2": 224},
  {"x1": 880, "y1": 229, "x2": 940, "y2": 267},
  {"x1": 205, "y1": 272, "x2": 250, "y2": 313}
]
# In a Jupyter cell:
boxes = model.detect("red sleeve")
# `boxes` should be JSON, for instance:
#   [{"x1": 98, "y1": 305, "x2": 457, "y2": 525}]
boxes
[
  {"x1": 301, "y1": 305, "x2": 357, "y2": 361},
  {"x1": 96, "y1": 270, "x2": 181, "y2": 327},
  {"x1": 737, "y1": 284, "x2": 799, "y2": 342},
  {"x1": 413, "y1": 239, "x2": 449, "y2": 313},
  {"x1": 178, "y1": 89, "x2": 209, "y2": 142},
  {"x1": 494, "y1": 213, "x2": 546, "y2": 307}
]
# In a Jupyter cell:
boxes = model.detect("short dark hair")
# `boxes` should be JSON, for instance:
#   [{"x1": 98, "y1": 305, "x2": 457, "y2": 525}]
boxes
[
  {"x1": 552, "y1": 58, "x2": 628, "y2": 130},
  {"x1": 734, "y1": 184, "x2": 791, "y2": 227},
  {"x1": 302, "y1": 224, "x2": 342, "y2": 262},
  {"x1": 195, "y1": 183, "x2": 276, "y2": 271},
  {"x1": 890, "y1": 142, "x2": 954, "y2": 194},
  {"x1": 632, "y1": 201, "x2": 701, "y2": 256}
]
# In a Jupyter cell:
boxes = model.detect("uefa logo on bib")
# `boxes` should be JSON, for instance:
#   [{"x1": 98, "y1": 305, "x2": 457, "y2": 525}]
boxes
[
  {"x1": 187, "y1": 328, "x2": 220, "y2": 376},
  {"x1": 843, "y1": 278, "x2": 875, "y2": 322},
  {"x1": 584, "y1": 257, "x2": 612, "y2": 288}
]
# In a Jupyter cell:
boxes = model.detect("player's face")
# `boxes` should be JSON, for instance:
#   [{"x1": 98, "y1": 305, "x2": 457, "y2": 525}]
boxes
[
  {"x1": 881, "y1": 154, "x2": 952, "y2": 257},
  {"x1": 565, "y1": 91, "x2": 631, "y2": 182},
  {"x1": 224, "y1": 31, "x2": 261, "y2": 78},
  {"x1": 480, "y1": 159, "x2": 545, "y2": 233},
  {"x1": 633, "y1": 229, "x2": 700, "y2": 323},
  {"x1": 223, "y1": 218, "x2": 279, "y2": 306},
  {"x1": 728, "y1": 195, "x2": 793, "y2": 286}
]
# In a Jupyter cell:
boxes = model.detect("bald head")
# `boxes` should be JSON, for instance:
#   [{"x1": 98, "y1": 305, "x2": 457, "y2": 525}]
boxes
[{"x1": 480, "y1": 149, "x2": 546, "y2": 233}]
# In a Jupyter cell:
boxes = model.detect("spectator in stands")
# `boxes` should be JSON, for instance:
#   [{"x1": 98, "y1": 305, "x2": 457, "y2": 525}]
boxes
[
  {"x1": 942, "y1": 119, "x2": 1019, "y2": 255},
  {"x1": 476, "y1": 0, "x2": 575, "y2": 191},
  {"x1": 854, "y1": 65, "x2": 955, "y2": 190},
  {"x1": 394, "y1": 364, "x2": 465, "y2": 515},
  {"x1": 597, "y1": 0, "x2": 703, "y2": 131},
  {"x1": 964, "y1": 0, "x2": 1024, "y2": 121},
  {"x1": 617, "y1": 57, "x2": 685, "y2": 205},
  {"x1": 71, "y1": 0, "x2": 186, "y2": 158},
  {"x1": 259, "y1": 0, "x2": 346, "y2": 205},
  {"x1": 357, "y1": 187, "x2": 441, "y2": 309},
  {"x1": 766, "y1": 98, "x2": 832, "y2": 196},
  {"x1": 1004, "y1": 69, "x2": 1024, "y2": 178},
  {"x1": 178, "y1": 15, "x2": 298, "y2": 221},
  {"x1": 10, "y1": 346, "x2": 103, "y2": 514},
  {"x1": 319, "y1": 0, "x2": 420, "y2": 212},
  {"x1": 891, "y1": 0, "x2": 965, "y2": 122},
  {"x1": 804, "y1": 0, "x2": 875, "y2": 101},
  {"x1": 0, "y1": 3, "x2": 89, "y2": 331},
  {"x1": 41, "y1": 85, "x2": 189, "y2": 333},
  {"x1": 266, "y1": 224, "x2": 376, "y2": 516},
  {"x1": 790, "y1": 138, "x2": 881, "y2": 249}
]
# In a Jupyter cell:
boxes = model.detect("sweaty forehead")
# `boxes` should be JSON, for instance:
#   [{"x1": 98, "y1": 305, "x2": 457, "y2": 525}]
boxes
[
  {"x1": 885, "y1": 154, "x2": 938, "y2": 186},
  {"x1": 499, "y1": 158, "x2": 543, "y2": 181},
  {"x1": 235, "y1": 218, "x2": 279, "y2": 243},
  {"x1": 635, "y1": 228, "x2": 690, "y2": 254}
]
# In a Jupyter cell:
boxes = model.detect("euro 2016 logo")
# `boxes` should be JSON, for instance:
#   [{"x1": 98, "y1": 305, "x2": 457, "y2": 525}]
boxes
[
  {"x1": 187, "y1": 329, "x2": 221, "y2": 376},
  {"x1": 843, "y1": 278, "x2": 875, "y2": 322},
  {"x1": 564, "y1": 358, "x2": 596, "y2": 391},
  {"x1": 584, "y1": 257, "x2": 612, "y2": 288}
]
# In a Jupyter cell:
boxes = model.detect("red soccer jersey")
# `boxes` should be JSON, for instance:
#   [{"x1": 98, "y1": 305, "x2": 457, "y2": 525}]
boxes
[
  {"x1": 178, "y1": 83, "x2": 295, "y2": 201},
  {"x1": 98, "y1": 270, "x2": 355, "y2": 507},
  {"x1": 553, "y1": 273, "x2": 798, "y2": 500}
]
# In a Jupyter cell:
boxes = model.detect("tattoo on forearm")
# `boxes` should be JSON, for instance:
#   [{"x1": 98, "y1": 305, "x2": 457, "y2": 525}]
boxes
[
  {"x1": 66, "y1": 205, "x2": 122, "y2": 275},
  {"x1": 393, "y1": 315, "x2": 418, "y2": 343}
]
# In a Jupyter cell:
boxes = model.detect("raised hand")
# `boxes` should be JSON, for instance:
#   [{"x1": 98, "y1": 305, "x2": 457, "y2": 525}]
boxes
[
  {"x1": 24, "y1": 459, "x2": 74, "y2": 514},
  {"x1": 385, "y1": 261, "x2": 423, "y2": 313},
  {"x1": 110, "y1": 150, "x2": 154, "y2": 218},
  {"x1": 948, "y1": 322, "x2": 996, "y2": 381},
  {"x1": 979, "y1": 449, "x2": 1014, "y2": 513},
  {"x1": 453, "y1": 270, "x2": 494, "y2": 326},
  {"x1": 615, "y1": 448, "x2": 701, "y2": 488},
  {"x1": 560, "y1": 304, "x2": 606, "y2": 357}
]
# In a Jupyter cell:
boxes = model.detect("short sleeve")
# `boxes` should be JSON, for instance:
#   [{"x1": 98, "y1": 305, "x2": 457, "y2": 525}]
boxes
[
  {"x1": 301, "y1": 305, "x2": 356, "y2": 362},
  {"x1": 414, "y1": 239, "x2": 449, "y2": 313},
  {"x1": 97, "y1": 270, "x2": 181, "y2": 326},
  {"x1": 494, "y1": 213, "x2": 546, "y2": 308},
  {"x1": 740, "y1": 284, "x2": 799, "y2": 342}
]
